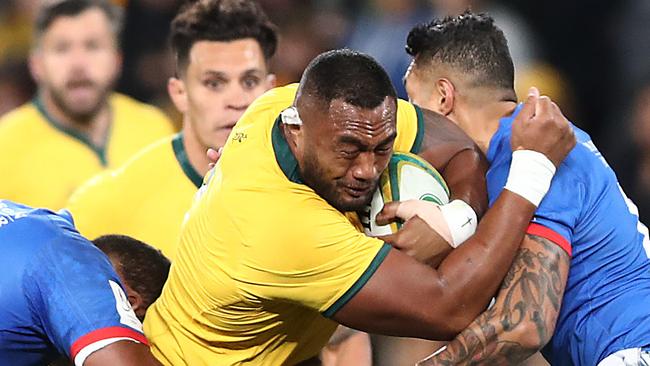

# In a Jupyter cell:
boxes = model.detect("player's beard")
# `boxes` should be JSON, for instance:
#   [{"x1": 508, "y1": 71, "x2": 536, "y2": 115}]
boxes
[
  {"x1": 300, "y1": 149, "x2": 377, "y2": 213},
  {"x1": 48, "y1": 78, "x2": 111, "y2": 124}
]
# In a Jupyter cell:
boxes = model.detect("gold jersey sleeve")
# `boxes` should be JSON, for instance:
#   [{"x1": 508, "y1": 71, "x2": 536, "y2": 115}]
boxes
[{"x1": 144, "y1": 84, "x2": 421, "y2": 365}]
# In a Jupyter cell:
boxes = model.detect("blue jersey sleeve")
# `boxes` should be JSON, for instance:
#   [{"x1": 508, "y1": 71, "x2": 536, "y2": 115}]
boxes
[
  {"x1": 527, "y1": 166, "x2": 583, "y2": 256},
  {"x1": 487, "y1": 155, "x2": 580, "y2": 256},
  {"x1": 24, "y1": 219, "x2": 147, "y2": 362}
]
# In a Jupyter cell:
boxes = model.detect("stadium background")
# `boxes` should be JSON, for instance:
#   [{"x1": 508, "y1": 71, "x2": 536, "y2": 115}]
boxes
[
  {"x1": 0, "y1": 0, "x2": 648, "y2": 363},
  {"x1": 3, "y1": 0, "x2": 649, "y2": 203}
]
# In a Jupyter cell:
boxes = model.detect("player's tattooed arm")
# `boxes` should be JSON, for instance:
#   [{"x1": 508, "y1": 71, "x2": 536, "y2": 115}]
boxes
[{"x1": 418, "y1": 234, "x2": 570, "y2": 366}]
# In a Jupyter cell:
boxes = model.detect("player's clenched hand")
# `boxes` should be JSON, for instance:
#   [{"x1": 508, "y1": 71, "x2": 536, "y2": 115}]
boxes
[
  {"x1": 511, "y1": 87, "x2": 576, "y2": 167},
  {"x1": 207, "y1": 147, "x2": 223, "y2": 169},
  {"x1": 376, "y1": 201, "x2": 453, "y2": 267}
]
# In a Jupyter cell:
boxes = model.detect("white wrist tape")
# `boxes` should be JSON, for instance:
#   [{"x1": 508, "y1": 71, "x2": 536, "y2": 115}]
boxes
[
  {"x1": 439, "y1": 199, "x2": 477, "y2": 248},
  {"x1": 504, "y1": 150, "x2": 556, "y2": 207},
  {"x1": 395, "y1": 199, "x2": 477, "y2": 248}
]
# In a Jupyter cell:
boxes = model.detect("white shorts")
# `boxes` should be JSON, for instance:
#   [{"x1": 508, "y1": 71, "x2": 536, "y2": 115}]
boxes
[{"x1": 598, "y1": 348, "x2": 650, "y2": 366}]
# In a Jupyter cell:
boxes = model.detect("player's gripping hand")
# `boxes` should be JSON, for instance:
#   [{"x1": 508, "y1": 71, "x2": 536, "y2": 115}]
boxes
[
  {"x1": 207, "y1": 147, "x2": 223, "y2": 169},
  {"x1": 376, "y1": 202, "x2": 452, "y2": 267},
  {"x1": 511, "y1": 87, "x2": 576, "y2": 168}
]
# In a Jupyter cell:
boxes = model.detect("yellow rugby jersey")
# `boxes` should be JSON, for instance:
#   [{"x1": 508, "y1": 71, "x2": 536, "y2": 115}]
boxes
[
  {"x1": 0, "y1": 93, "x2": 174, "y2": 209},
  {"x1": 66, "y1": 133, "x2": 202, "y2": 259},
  {"x1": 144, "y1": 84, "x2": 424, "y2": 366}
]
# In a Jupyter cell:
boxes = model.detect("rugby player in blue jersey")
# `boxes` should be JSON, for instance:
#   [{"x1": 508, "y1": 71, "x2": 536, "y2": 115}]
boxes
[
  {"x1": 0, "y1": 200, "x2": 162, "y2": 366},
  {"x1": 400, "y1": 11, "x2": 650, "y2": 366}
]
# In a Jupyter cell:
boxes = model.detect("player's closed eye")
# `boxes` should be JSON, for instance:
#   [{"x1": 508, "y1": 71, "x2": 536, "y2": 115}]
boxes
[{"x1": 340, "y1": 149, "x2": 360, "y2": 159}]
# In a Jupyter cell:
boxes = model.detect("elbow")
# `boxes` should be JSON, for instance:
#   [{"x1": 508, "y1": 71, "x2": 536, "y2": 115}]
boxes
[{"x1": 423, "y1": 305, "x2": 478, "y2": 341}]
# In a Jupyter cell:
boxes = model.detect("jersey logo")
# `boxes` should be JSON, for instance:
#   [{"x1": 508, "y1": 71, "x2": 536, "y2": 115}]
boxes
[
  {"x1": 109, "y1": 280, "x2": 143, "y2": 331},
  {"x1": 232, "y1": 132, "x2": 247, "y2": 143}
]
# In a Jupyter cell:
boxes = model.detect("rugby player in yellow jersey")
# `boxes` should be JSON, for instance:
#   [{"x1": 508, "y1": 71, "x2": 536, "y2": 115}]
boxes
[
  {"x1": 67, "y1": 0, "x2": 277, "y2": 259},
  {"x1": 144, "y1": 49, "x2": 576, "y2": 365},
  {"x1": 0, "y1": 0, "x2": 173, "y2": 210}
]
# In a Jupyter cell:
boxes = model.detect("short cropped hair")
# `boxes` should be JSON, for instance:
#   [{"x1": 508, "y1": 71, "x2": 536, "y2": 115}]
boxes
[
  {"x1": 170, "y1": 0, "x2": 278, "y2": 74},
  {"x1": 299, "y1": 49, "x2": 397, "y2": 110},
  {"x1": 93, "y1": 235, "x2": 171, "y2": 308},
  {"x1": 406, "y1": 11, "x2": 514, "y2": 90},
  {"x1": 35, "y1": 0, "x2": 123, "y2": 42}
]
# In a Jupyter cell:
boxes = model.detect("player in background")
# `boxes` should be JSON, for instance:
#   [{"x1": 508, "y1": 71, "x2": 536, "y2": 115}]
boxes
[
  {"x1": 66, "y1": 0, "x2": 277, "y2": 259},
  {"x1": 402, "y1": 12, "x2": 650, "y2": 366},
  {"x1": 94, "y1": 235, "x2": 171, "y2": 321},
  {"x1": 0, "y1": 0, "x2": 173, "y2": 210},
  {"x1": 0, "y1": 200, "x2": 162, "y2": 366},
  {"x1": 144, "y1": 49, "x2": 575, "y2": 365}
]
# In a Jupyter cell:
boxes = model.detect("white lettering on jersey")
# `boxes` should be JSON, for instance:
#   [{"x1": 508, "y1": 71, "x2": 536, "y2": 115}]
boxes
[
  {"x1": 108, "y1": 280, "x2": 143, "y2": 331},
  {"x1": 0, "y1": 201, "x2": 28, "y2": 228}
]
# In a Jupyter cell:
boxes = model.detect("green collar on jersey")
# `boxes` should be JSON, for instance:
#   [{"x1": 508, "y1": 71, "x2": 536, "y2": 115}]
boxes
[
  {"x1": 33, "y1": 97, "x2": 110, "y2": 166},
  {"x1": 271, "y1": 115, "x2": 304, "y2": 184},
  {"x1": 172, "y1": 133, "x2": 203, "y2": 189}
]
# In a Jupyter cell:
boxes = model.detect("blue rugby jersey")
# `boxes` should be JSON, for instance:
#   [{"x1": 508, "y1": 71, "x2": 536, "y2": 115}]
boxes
[
  {"x1": 486, "y1": 108, "x2": 650, "y2": 365},
  {"x1": 0, "y1": 200, "x2": 147, "y2": 365}
]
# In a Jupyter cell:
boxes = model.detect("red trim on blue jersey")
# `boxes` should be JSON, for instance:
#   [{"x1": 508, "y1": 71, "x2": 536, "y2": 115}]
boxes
[
  {"x1": 70, "y1": 326, "x2": 148, "y2": 360},
  {"x1": 527, "y1": 223, "x2": 572, "y2": 256}
]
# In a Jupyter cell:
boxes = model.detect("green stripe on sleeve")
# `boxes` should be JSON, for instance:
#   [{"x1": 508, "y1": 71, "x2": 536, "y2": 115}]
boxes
[
  {"x1": 410, "y1": 105, "x2": 425, "y2": 154},
  {"x1": 322, "y1": 243, "x2": 392, "y2": 318}
]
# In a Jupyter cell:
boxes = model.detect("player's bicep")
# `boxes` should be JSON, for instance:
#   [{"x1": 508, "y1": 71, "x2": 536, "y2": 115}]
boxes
[
  {"x1": 84, "y1": 340, "x2": 161, "y2": 366},
  {"x1": 331, "y1": 247, "x2": 458, "y2": 341}
]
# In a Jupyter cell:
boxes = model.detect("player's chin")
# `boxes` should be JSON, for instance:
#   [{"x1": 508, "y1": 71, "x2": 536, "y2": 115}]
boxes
[{"x1": 336, "y1": 192, "x2": 373, "y2": 212}]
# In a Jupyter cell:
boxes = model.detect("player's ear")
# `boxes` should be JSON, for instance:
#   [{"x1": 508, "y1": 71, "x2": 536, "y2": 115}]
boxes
[
  {"x1": 265, "y1": 73, "x2": 277, "y2": 89},
  {"x1": 435, "y1": 78, "x2": 456, "y2": 116},
  {"x1": 28, "y1": 50, "x2": 43, "y2": 83},
  {"x1": 126, "y1": 291, "x2": 146, "y2": 320},
  {"x1": 168, "y1": 77, "x2": 188, "y2": 114}
]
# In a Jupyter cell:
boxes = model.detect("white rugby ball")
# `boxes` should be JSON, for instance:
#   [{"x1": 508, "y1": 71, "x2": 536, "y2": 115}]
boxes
[{"x1": 358, "y1": 152, "x2": 449, "y2": 236}]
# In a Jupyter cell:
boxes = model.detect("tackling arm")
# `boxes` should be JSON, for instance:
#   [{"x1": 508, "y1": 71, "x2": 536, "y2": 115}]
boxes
[
  {"x1": 417, "y1": 108, "x2": 489, "y2": 218},
  {"x1": 418, "y1": 235, "x2": 570, "y2": 365}
]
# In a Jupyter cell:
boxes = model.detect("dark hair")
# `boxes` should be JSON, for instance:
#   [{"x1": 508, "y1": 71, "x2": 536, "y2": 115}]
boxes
[
  {"x1": 406, "y1": 11, "x2": 514, "y2": 90},
  {"x1": 170, "y1": 0, "x2": 278, "y2": 73},
  {"x1": 93, "y1": 235, "x2": 171, "y2": 308},
  {"x1": 299, "y1": 49, "x2": 397, "y2": 110},
  {"x1": 35, "y1": 0, "x2": 123, "y2": 42}
]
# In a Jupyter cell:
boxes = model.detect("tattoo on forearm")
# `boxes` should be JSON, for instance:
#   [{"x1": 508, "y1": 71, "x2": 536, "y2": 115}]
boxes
[{"x1": 420, "y1": 235, "x2": 568, "y2": 366}]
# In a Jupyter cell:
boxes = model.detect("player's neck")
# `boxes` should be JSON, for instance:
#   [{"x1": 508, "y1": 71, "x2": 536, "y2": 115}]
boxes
[
  {"x1": 39, "y1": 90, "x2": 111, "y2": 148},
  {"x1": 460, "y1": 101, "x2": 517, "y2": 154},
  {"x1": 181, "y1": 122, "x2": 211, "y2": 177}
]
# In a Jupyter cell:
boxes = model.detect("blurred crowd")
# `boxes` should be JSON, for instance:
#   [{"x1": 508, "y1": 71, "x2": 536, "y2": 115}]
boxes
[{"x1": 1, "y1": 0, "x2": 649, "y2": 214}]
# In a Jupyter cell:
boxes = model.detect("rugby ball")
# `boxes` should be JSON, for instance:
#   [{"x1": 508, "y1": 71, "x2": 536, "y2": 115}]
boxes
[{"x1": 358, "y1": 152, "x2": 450, "y2": 236}]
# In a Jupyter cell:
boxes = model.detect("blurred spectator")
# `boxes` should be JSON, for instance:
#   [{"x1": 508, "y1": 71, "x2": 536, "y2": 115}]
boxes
[
  {"x1": 0, "y1": 61, "x2": 35, "y2": 116},
  {"x1": 0, "y1": 0, "x2": 174, "y2": 209},
  {"x1": 117, "y1": 0, "x2": 181, "y2": 120},
  {"x1": 611, "y1": 79, "x2": 650, "y2": 221},
  {"x1": 344, "y1": 0, "x2": 434, "y2": 98}
]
